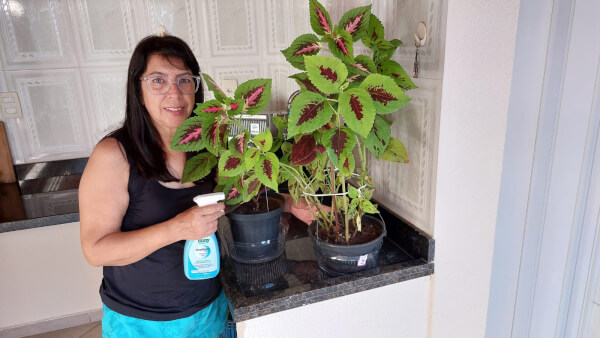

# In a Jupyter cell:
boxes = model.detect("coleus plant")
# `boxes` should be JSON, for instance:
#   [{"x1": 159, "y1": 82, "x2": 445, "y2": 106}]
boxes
[
  {"x1": 170, "y1": 74, "x2": 281, "y2": 207},
  {"x1": 278, "y1": 0, "x2": 416, "y2": 244}
]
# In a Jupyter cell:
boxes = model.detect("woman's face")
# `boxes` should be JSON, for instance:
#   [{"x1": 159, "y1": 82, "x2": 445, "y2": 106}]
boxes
[{"x1": 140, "y1": 54, "x2": 196, "y2": 136}]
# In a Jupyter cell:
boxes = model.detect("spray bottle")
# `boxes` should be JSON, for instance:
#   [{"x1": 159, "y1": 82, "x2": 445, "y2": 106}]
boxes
[{"x1": 183, "y1": 192, "x2": 224, "y2": 280}]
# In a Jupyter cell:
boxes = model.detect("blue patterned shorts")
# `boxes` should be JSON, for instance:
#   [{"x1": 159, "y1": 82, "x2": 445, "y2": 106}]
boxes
[{"x1": 102, "y1": 290, "x2": 229, "y2": 338}]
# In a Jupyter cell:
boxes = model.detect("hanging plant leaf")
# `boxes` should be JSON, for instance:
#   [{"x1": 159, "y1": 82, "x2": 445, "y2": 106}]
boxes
[
  {"x1": 364, "y1": 115, "x2": 391, "y2": 158},
  {"x1": 291, "y1": 135, "x2": 317, "y2": 165},
  {"x1": 181, "y1": 152, "x2": 217, "y2": 183},
  {"x1": 338, "y1": 5, "x2": 371, "y2": 41},
  {"x1": 228, "y1": 133, "x2": 248, "y2": 154},
  {"x1": 309, "y1": 0, "x2": 332, "y2": 36},
  {"x1": 328, "y1": 27, "x2": 355, "y2": 64},
  {"x1": 203, "y1": 115, "x2": 229, "y2": 155},
  {"x1": 287, "y1": 91, "x2": 334, "y2": 137},
  {"x1": 171, "y1": 116, "x2": 205, "y2": 152},
  {"x1": 255, "y1": 153, "x2": 279, "y2": 191},
  {"x1": 360, "y1": 73, "x2": 410, "y2": 114},
  {"x1": 305, "y1": 55, "x2": 348, "y2": 94},
  {"x1": 339, "y1": 153, "x2": 356, "y2": 176},
  {"x1": 322, "y1": 126, "x2": 356, "y2": 168},
  {"x1": 243, "y1": 175, "x2": 262, "y2": 202},
  {"x1": 244, "y1": 147, "x2": 261, "y2": 170},
  {"x1": 361, "y1": 14, "x2": 384, "y2": 48},
  {"x1": 379, "y1": 60, "x2": 417, "y2": 91},
  {"x1": 226, "y1": 98, "x2": 244, "y2": 116},
  {"x1": 193, "y1": 99, "x2": 227, "y2": 119},
  {"x1": 281, "y1": 34, "x2": 322, "y2": 70},
  {"x1": 339, "y1": 87, "x2": 375, "y2": 138},
  {"x1": 381, "y1": 137, "x2": 409, "y2": 163},
  {"x1": 234, "y1": 79, "x2": 272, "y2": 115},
  {"x1": 252, "y1": 130, "x2": 273, "y2": 152},
  {"x1": 289, "y1": 72, "x2": 322, "y2": 94},
  {"x1": 218, "y1": 150, "x2": 245, "y2": 176},
  {"x1": 202, "y1": 73, "x2": 228, "y2": 102}
]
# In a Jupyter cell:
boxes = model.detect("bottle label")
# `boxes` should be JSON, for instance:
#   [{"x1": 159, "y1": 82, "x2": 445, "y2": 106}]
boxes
[{"x1": 189, "y1": 243, "x2": 213, "y2": 273}]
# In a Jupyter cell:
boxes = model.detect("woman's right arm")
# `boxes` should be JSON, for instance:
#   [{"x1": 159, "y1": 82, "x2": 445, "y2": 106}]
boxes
[{"x1": 79, "y1": 138, "x2": 224, "y2": 267}]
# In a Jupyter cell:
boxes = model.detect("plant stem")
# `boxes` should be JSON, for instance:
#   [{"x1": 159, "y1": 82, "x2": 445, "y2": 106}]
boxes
[
  {"x1": 355, "y1": 134, "x2": 367, "y2": 170},
  {"x1": 342, "y1": 179, "x2": 349, "y2": 244},
  {"x1": 330, "y1": 161, "x2": 338, "y2": 235}
]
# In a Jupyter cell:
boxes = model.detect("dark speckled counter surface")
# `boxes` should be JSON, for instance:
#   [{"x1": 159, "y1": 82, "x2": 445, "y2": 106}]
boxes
[{"x1": 218, "y1": 207, "x2": 434, "y2": 322}]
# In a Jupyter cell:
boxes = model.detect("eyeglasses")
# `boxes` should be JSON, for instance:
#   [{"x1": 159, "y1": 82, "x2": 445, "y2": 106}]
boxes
[{"x1": 141, "y1": 75, "x2": 201, "y2": 95}]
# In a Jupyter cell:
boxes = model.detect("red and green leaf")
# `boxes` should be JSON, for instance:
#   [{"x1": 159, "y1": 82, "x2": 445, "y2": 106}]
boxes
[
  {"x1": 338, "y1": 5, "x2": 371, "y2": 41},
  {"x1": 243, "y1": 175, "x2": 262, "y2": 202},
  {"x1": 361, "y1": 14, "x2": 384, "y2": 48},
  {"x1": 321, "y1": 126, "x2": 356, "y2": 168},
  {"x1": 309, "y1": 0, "x2": 332, "y2": 36},
  {"x1": 228, "y1": 133, "x2": 248, "y2": 154},
  {"x1": 291, "y1": 135, "x2": 317, "y2": 165},
  {"x1": 287, "y1": 91, "x2": 334, "y2": 137},
  {"x1": 272, "y1": 115, "x2": 288, "y2": 138},
  {"x1": 348, "y1": 55, "x2": 376, "y2": 76},
  {"x1": 305, "y1": 55, "x2": 348, "y2": 94},
  {"x1": 202, "y1": 73, "x2": 228, "y2": 102},
  {"x1": 218, "y1": 150, "x2": 245, "y2": 177},
  {"x1": 281, "y1": 34, "x2": 322, "y2": 70},
  {"x1": 234, "y1": 79, "x2": 272, "y2": 115},
  {"x1": 193, "y1": 100, "x2": 226, "y2": 119},
  {"x1": 171, "y1": 116, "x2": 206, "y2": 152},
  {"x1": 339, "y1": 153, "x2": 356, "y2": 176},
  {"x1": 339, "y1": 87, "x2": 375, "y2": 138},
  {"x1": 374, "y1": 38, "x2": 402, "y2": 64},
  {"x1": 203, "y1": 116, "x2": 229, "y2": 155},
  {"x1": 255, "y1": 153, "x2": 279, "y2": 191},
  {"x1": 226, "y1": 98, "x2": 244, "y2": 116},
  {"x1": 181, "y1": 152, "x2": 217, "y2": 183},
  {"x1": 328, "y1": 27, "x2": 354, "y2": 64},
  {"x1": 252, "y1": 130, "x2": 273, "y2": 152},
  {"x1": 381, "y1": 137, "x2": 409, "y2": 163},
  {"x1": 289, "y1": 72, "x2": 322, "y2": 94},
  {"x1": 244, "y1": 147, "x2": 261, "y2": 170},
  {"x1": 379, "y1": 60, "x2": 417, "y2": 91},
  {"x1": 223, "y1": 178, "x2": 244, "y2": 205},
  {"x1": 360, "y1": 73, "x2": 410, "y2": 113},
  {"x1": 364, "y1": 114, "x2": 391, "y2": 158}
]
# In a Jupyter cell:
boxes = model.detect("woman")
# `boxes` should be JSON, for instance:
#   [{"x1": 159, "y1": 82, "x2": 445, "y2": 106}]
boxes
[{"x1": 79, "y1": 35, "x2": 228, "y2": 337}]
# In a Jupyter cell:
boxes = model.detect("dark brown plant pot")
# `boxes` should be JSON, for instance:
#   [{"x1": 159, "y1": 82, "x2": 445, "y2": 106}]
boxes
[{"x1": 308, "y1": 214, "x2": 386, "y2": 275}]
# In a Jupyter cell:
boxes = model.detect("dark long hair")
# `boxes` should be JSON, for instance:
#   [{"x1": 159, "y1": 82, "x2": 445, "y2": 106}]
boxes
[{"x1": 114, "y1": 35, "x2": 203, "y2": 182}]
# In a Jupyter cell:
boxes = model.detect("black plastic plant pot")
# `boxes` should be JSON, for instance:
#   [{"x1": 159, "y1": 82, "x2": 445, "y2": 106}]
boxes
[
  {"x1": 308, "y1": 214, "x2": 387, "y2": 276},
  {"x1": 227, "y1": 193, "x2": 284, "y2": 261}
]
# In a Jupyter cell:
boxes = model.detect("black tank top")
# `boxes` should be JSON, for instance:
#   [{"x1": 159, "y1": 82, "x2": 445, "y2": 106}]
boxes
[{"x1": 99, "y1": 130, "x2": 221, "y2": 321}]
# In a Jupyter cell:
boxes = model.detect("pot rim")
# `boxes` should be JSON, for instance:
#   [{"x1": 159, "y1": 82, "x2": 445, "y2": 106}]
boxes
[{"x1": 309, "y1": 213, "x2": 387, "y2": 249}]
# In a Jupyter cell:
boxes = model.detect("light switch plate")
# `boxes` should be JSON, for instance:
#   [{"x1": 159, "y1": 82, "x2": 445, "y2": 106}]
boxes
[
  {"x1": 0, "y1": 92, "x2": 23, "y2": 119},
  {"x1": 221, "y1": 79, "x2": 238, "y2": 97}
]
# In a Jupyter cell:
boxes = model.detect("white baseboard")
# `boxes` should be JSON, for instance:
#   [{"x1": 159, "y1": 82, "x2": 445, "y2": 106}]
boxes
[{"x1": 0, "y1": 309, "x2": 102, "y2": 338}]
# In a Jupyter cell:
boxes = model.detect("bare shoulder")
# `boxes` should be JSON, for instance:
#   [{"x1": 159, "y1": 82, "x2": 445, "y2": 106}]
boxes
[{"x1": 80, "y1": 137, "x2": 129, "y2": 197}]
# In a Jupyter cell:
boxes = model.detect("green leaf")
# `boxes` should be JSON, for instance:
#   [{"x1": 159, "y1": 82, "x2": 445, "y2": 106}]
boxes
[
  {"x1": 181, "y1": 152, "x2": 217, "y2": 183},
  {"x1": 364, "y1": 115, "x2": 391, "y2": 158},
  {"x1": 272, "y1": 115, "x2": 288, "y2": 138},
  {"x1": 339, "y1": 87, "x2": 375, "y2": 138},
  {"x1": 287, "y1": 91, "x2": 334, "y2": 137},
  {"x1": 327, "y1": 27, "x2": 355, "y2": 64},
  {"x1": 234, "y1": 78, "x2": 272, "y2": 115},
  {"x1": 202, "y1": 73, "x2": 228, "y2": 102},
  {"x1": 281, "y1": 34, "x2": 322, "y2": 70},
  {"x1": 379, "y1": 60, "x2": 417, "y2": 91},
  {"x1": 381, "y1": 137, "x2": 409, "y2": 163},
  {"x1": 348, "y1": 185, "x2": 359, "y2": 199},
  {"x1": 338, "y1": 5, "x2": 371, "y2": 41},
  {"x1": 252, "y1": 130, "x2": 273, "y2": 152},
  {"x1": 309, "y1": 0, "x2": 332, "y2": 35},
  {"x1": 289, "y1": 72, "x2": 322, "y2": 94},
  {"x1": 243, "y1": 175, "x2": 262, "y2": 202},
  {"x1": 361, "y1": 14, "x2": 384, "y2": 48},
  {"x1": 305, "y1": 55, "x2": 348, "y2": 94},
  {"x1": 360, "y1": 73, "x2": 410, "y2": 114},
  {"x1": 322, "y1": 127, "x2": 356, "y2": 168},
  {"x1": 373, "y1": 39, "x2": 402, "y2": 64},
  {"x1": 360, "y1": 199, "x2": 379, "y2": 214},
  {"x1": 171, "y1": 116, "x2": 206, "y2": 152},
  {"x1": 255, "y1": 153, "x2": 279, "y2": 191},
  {"x1": 244, "y1": 147, "x2": 261, "y2": 170},
  {"x1": 218, "y1": 150, "x2": 245, "y2": 176}
]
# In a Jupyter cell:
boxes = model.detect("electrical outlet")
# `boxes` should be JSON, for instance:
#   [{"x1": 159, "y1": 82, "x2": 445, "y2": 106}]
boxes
[
  {"x1": 0, "y1": 92, "x2": 23, "y2": 119},
  {"x1": 221, "y1": 79, "x2": 238, "y2": 97}
]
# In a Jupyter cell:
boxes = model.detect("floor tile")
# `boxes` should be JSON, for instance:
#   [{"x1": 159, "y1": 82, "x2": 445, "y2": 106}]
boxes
[{"x1": 24, "y1": 321, "x2": 100, "y2": 338}]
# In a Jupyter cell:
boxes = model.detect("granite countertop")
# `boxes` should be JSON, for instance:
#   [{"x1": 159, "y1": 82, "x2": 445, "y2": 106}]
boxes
[{"x1": 218, "y1": 207, "x2": 434, "y2": 322}]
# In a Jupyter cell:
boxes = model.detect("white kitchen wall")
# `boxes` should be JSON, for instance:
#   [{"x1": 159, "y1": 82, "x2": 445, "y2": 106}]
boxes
[{"x1": 0, "y1": 0, "x2": 444, "y2": 233}]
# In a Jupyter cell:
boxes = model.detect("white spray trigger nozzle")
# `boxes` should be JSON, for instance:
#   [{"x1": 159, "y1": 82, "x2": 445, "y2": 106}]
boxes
[{"x1": 193, "y1": 192, "x2": 225, "y2": 207}]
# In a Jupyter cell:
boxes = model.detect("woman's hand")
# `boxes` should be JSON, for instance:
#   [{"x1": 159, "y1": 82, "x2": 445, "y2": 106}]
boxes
[
  {"x1": 283, "y1": 194, "x2": 331, "y2": 225},
  {"x1": 171, "y1": 202, "x2": 225, "y2": 241}
]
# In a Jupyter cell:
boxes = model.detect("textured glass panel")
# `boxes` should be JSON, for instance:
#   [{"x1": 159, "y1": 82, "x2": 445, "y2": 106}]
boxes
[
  {"x1": 85, "y1": 0, "x2": 128, "y2": 50},
  {"x1": 215, "y1": 0, "x2": 249, "y2": 47},
  {"x1": 28, "y1": 85, "x2": 75, "y2": 147},
  {"x1": 10, "y1": 0, "x2": 60, "y2": 55}
]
